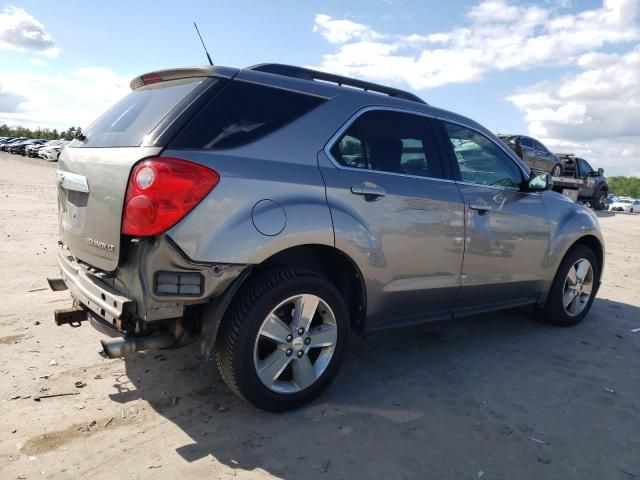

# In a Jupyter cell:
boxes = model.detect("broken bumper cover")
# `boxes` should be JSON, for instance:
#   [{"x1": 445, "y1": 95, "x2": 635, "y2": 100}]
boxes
[{"x1": 56, "y1": 244, "x2": 134, "y2": 328}]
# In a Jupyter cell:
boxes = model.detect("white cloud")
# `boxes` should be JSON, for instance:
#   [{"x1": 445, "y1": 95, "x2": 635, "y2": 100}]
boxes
[
  {"x1": 313, "y1": 14, "x2": 381, "y2": 44},
  {"x1": 29, "y1": 58, "x2": 47, "y2": 67},
  {"x1": 0, "y1": 68, "x2": 130, "y2": 130},
  {"x1": 508, "y1": 45, "x2": 640, "y2": 175},
  {"x1": 312, "y1": 0, "x2": 639, "y2": 89},
  {"x1": 312, "y1": 1, "x2": 640, "y2": 176},
  {"x1": 0, "y1": 6, "x2": 59, "y2": 57}
]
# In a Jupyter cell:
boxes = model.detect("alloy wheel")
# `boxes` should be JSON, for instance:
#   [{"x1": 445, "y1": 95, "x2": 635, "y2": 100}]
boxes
[
  {"x1": 598, "y1": 192, "x2": 607, "y2": 210},
  {"x1": 562, "y1": 258, "x2": 594, "y2": 317},
  {"x1": 253, "y1": 294, "x2": 338, "y2": 394}
]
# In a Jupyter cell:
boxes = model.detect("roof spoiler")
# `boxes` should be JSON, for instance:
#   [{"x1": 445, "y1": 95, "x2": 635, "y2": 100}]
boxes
[{"x1": 129, "y1": 66, "x2": 238, "y2": 90}]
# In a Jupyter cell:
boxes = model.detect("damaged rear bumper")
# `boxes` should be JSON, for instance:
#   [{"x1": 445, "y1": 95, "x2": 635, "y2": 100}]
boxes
[
  {"x1": 52, "y1": 237, "x2": 248, "y2": 337},
  {"x1": 55, "y1": 244, "x2": 134, "y2": 330}
]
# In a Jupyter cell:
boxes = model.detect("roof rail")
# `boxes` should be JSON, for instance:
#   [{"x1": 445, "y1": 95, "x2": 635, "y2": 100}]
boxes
[{"x1": 247, "y1": 63, "x2": 426, "y2": 104}]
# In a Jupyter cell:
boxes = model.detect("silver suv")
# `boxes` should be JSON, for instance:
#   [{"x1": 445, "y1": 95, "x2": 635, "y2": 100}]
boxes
[{"x1": 51, "y1": 64, "x2": 604, "y2": 411}]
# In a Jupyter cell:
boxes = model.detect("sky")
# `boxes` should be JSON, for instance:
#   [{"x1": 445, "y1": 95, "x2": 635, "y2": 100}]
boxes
[{"x1": 0, "y1": 0, "x2": 638, "y2": 176}]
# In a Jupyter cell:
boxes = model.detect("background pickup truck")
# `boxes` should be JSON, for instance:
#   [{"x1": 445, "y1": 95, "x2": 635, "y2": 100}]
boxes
[{"x1": 553, "y1": 154, "x2": 609, "y2": 210}]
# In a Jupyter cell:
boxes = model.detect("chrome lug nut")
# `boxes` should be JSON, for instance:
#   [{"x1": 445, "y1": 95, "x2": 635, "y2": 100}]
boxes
[
  {"x1": 297, "y1": 327, "x2": 304, "y2": 335},
  {"x1": 286, "y1": 349, "x2": 293, "y2": 357},
  {"x1": 286, "y1": 334, "x2": 293, "y2": 342},
  {"x1": 297, "y1": 350, "x2": 304, "y2": 358},
  {"x1": 304, "y1": 337, "x2": 311, "y2": 345}
]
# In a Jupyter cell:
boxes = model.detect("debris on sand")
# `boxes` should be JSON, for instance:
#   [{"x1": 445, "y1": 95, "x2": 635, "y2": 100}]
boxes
[
  {"x1": 33, "y1": 392, "x2": 79, "y2": 401},
  {"x1": 528, "y1": 436, "x2": 549, "y2": 445}
]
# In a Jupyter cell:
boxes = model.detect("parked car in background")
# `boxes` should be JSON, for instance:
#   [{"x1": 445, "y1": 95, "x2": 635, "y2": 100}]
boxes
[
  {"x1": 0, "y1": 137, "x2": 27, "y2": 151},
  {"x1": 26, "y1": 142, "x2": 45, "y2": 157},
  {"x1": 498, "y1": 134, "x2": 564, "y2": 176},
  {"x1": 39, "y1": 140, "x2": 68, "y2": 161},
  {"x1": 555, "y1": 154, "x2": 609, "y2": 210},
  {"x1": 7, "y1": 139, "x2": 29, "y2": 154},
  {"x1": 50, "y1": 63, "x2": 604, "y2": 411},
  {"x1": 28, "y1": 139, "x2": 60, "y2": 158},
  {"x1": 12, "y1": 139, "x2": 46, "y2": 156},
  {"x1": 609, "y1": 198, "x2": 639, "y2": 213}
]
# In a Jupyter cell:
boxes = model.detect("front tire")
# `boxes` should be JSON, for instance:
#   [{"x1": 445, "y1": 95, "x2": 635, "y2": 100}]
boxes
[
  {"x1": 215, "y1": 267, "x2": 348, "y2": 411},
  {"x1": 542, "y1": 245, "x2": 600, "y2": 327}
]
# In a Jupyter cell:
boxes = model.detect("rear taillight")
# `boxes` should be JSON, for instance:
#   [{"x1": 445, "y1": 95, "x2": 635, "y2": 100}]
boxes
[{"x1": 122, "y1": 157, "x2": 219, "y2": 236}]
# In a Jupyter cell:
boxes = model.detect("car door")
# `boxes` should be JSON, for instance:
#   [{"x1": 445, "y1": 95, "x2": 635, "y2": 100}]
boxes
[
  {"x1": 576, "y1": 158, "x2": 594, "y2": 197},
  {"x1": 318, "y1": 108, "x2": 465, "y2": 330},
  {"x1": 518, "y1": 137, "x2": 538, "y2": 170},
  {"x1": 531, "y1": 139, "x2": 554, "y2": 172},
  {"x1": 436, "y1": 120, "x2": 552, "y2": 315}
]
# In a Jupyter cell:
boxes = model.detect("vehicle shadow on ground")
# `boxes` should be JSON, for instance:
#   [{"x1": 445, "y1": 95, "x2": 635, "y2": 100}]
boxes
[
  {"x1": 112, "y1": 297, "x2": 640, "y2": 479},
  {"x1": 595, "y1": 210, "x2": 615, "y2": 218}
]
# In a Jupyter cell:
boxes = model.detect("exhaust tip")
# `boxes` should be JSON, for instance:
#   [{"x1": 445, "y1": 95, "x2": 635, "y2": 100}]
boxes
[
  {"x1": 47, "y1": 277, "x2": 68, "y2": 292},
  {"x1": 100, "y1": 333, "x2": 175, "y2": 359},
  {"x1": 100, "y1": 338, "x2": 126, "y2": 358}
]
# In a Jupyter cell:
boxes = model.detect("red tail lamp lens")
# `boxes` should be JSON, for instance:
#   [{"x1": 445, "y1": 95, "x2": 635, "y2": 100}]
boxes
[{"x1": 122, "y1": 157, "x2": 219, "y2": 236}]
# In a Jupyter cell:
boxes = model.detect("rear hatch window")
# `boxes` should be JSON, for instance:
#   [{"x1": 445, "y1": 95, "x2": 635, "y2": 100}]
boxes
[{"x1": 70, "y1": 78, "x2": 205, "y2": 148}]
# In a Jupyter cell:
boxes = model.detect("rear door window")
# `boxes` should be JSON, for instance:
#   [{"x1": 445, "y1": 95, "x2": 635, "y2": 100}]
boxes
[
  {"x1": 519, "y1": 137, "x2": 533, "y2": 148},
  {"x1": 330, "y1": 110, "x2": 444, "y2": 179},
  {"x1": 531, "y1": 139, "x2": 549, "y2": 153},
  {"x1": 71, "y1": 78, "x2": 206, "y2": 148},
  {"x1": 170, "y1": 81, "x2": 325, "y2": 149}
]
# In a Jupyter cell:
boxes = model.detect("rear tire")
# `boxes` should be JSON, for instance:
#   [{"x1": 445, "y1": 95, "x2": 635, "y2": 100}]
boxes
[
  {"x1": 215, "y1": 267, "x2": 348, "y2": 411},
  {"x1": 542, "y1": 245, "x2": 600, "y2": 327},
  {"x1": 592, "y1": 188, "x2": 607, "y2": 211}
]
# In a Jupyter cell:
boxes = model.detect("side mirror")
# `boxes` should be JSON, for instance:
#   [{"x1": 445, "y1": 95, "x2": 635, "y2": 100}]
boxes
[
  {"x1": 597, "y1": 168, "x2": 604, "y2": 176},
  {"x1": 526, "y1": 171, "x2": 553, "y2": 192}
]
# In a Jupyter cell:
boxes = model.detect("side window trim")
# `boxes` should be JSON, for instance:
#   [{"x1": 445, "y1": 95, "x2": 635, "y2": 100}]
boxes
[{"x1": 324, "y1": 106, "x2": 452, "y2": 182}]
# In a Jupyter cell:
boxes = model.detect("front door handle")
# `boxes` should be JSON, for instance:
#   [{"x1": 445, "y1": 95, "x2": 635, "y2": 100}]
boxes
[
  {"x1": 469, "y1": 203, "x2": 492, "y2": 214},
  {"x1": 351, "y1": 184, "x2": 386, "y2": 198}
]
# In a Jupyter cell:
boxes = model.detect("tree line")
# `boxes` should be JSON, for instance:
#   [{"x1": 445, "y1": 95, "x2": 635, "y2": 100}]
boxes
[
  {"x1": 608, "y1": 176, "x2": 640, "y2": 198},
  {"x1": 0, "y1": 124, "x2": 82, "y2": 141}
]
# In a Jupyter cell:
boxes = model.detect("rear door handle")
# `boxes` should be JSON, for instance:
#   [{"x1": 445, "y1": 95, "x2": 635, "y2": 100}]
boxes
[
  {"x1": 469, "y1": 203, "x2": 492, "y2": 214},
  {"x1": 351, "y1": 184, "x2": 386, "y2": 198}
]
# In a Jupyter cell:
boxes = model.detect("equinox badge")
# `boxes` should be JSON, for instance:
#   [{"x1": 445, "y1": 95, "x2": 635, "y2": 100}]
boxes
[{"x1": 85, "y1": 237, "x2": 115, "y2": 252}]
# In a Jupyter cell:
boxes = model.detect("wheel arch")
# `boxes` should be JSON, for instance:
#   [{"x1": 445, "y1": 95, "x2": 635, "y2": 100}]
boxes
[
  {"x1": 571, "y1": 234, "x2": 604, "y2": 275},
  {"x1": 253, "y1": 244, "x2": 367, "y2": 333},
  {"x1": 199, "y1": 244, "x2": 367, "y2": 359}
]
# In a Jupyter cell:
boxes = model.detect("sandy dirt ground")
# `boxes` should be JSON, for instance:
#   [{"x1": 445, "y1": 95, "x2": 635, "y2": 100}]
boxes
[{"x1": 0, "y1": 152, "x2": 639, "y2": 480}]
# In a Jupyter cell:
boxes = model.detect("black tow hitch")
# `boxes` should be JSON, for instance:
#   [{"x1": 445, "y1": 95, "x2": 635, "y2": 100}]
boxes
[{"x1": 54, "y1": 306, "x2": 87, "y2": 326}]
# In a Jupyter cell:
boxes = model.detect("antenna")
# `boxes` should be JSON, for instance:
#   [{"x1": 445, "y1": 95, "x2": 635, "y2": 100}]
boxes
[{"x1": 193, "y1": 22, "x2": 213, "y2": 66}]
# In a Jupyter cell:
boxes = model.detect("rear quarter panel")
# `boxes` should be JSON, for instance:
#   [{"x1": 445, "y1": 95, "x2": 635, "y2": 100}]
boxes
[{"x1": 163, "y1": 150, "x2": 334, "y2": 264}]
